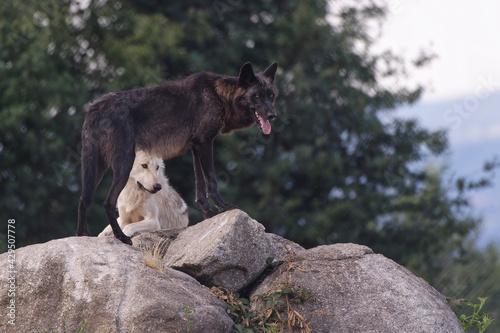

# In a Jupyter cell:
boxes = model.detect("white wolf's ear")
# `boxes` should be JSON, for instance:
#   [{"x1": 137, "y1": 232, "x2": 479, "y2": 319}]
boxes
[
  {"x1": 263, "y1": 62, "x2": 278, "y2": 82},
  {"x1": 239, "y1": 62, "x2": 257, "y2": 87}
]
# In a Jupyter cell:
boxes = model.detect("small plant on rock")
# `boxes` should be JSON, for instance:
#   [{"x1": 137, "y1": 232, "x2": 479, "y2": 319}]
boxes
[
  {"x1": 212, "y1": 244, "x2": 327, "y2": 333},
  {"x1": 182, "y1": 305, "x2": 196, "y2": 333},
  {"x1": 41, "y1": 312, "x2": 94, "y2": 333},
  {"x1": 142, "y1": 239, "x2": 169, "y2": 274},
  {"x1": 448, "y1": 297, "x2": 493, "y2": 333},
  {"x1": 211, "y1": 286, "x2": 260, "y2": 332}
]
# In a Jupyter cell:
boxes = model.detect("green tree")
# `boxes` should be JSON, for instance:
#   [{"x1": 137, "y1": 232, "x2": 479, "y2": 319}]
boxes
[
  {"x1": 3, "y1": 1, "x2": 500, "y2": 327},
  {"x1": 1, "y1": 0, "x2": 89, "y2": 245},
  {"x1": 0, "y1": 0, "x2": 496, "y2": 291}
]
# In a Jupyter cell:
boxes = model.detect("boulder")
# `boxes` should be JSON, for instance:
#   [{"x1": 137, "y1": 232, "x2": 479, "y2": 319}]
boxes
[
  {"x1": 163, "y1": 209, "x2": 275, "y2": 292},
  {"x1": 265, "y1": 232, "x2": 305, "y2": 263},
  {"x1": 250, "y1": 243, "x2": 463, "y2": 333},
  {"x1": 131, "y1": 227, "x2": 185, "y2": 258},
  {"x1": 0, "y1": 236, "x2": 233, "y2": 333},
  {"x1": 1, "y1": 211, "x2": 462, "y2": 333}
]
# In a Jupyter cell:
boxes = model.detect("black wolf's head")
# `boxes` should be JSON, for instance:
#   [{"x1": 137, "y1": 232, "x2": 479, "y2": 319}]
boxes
[{"x1": 237, "y1": 62, "x2": 278, "y2": 135}]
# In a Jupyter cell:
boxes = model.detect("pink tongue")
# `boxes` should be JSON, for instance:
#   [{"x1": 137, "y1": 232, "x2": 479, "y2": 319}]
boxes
[
  {"x1": 258, "y1": 115, "x2": 272, "y2": 135},
  {"x1": 262, "y1": 120, "x2": 271, "y2": 135}
]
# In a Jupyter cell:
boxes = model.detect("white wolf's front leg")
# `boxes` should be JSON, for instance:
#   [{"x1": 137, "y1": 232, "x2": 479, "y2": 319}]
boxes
[{"x1": 121, "y1": 217, "x2": 161, "y2": 238}]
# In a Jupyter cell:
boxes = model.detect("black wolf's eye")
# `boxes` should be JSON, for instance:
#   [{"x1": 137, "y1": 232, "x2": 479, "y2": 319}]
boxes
[
  {"x1": 142, "y1": 164, "x2": 148, "y2": 169},
  {"x1": 254, "y1": 93, "x2": 260, "y2": 99},
  {"x1": 270, "y1": 94, "x2": 274, "y2": 99}
]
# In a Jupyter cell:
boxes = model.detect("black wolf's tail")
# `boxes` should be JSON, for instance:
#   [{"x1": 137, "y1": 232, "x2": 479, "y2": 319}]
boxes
[{"x1": 76, "y1": 118, "x2": 105, "y2": 236}]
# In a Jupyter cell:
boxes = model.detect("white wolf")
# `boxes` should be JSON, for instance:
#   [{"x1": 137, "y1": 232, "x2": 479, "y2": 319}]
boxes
[{"x1": 98, "y1": 150, "x2": 188, "y2": 238}]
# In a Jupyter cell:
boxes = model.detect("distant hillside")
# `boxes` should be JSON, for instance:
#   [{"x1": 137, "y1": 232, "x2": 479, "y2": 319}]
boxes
[{"x1": 394, "y1": 91, "x2": 500, "y2": 246}]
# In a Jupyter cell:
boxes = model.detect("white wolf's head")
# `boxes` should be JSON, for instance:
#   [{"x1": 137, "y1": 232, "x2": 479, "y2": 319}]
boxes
[{"x1": 129, "y1": 150, "x2": 165, "y2": 194}]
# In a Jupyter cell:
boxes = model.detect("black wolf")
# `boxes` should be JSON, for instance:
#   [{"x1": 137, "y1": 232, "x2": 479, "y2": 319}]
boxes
[{"x1": 77, "y1": 62, "x2": 278, "y2": 244}]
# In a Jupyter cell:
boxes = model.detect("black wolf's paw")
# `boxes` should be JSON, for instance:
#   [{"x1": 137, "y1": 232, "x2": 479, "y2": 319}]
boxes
[
  {"x1": 117, "y1": 234, "x2": 132, "y2": 245},
  {"x1": 203, "y1": 209, "x2": 218, "y2": 219}
]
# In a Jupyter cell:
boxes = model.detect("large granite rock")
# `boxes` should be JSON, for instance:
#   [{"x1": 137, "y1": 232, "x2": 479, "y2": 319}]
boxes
[
  {"x1": 0, "y1": 236, "x2": 233, "y2": 333},
  {"x1": 164, "y1": 209, "x2": 276, "y2": 292},
  {"x1": 0, "y1": 211, "x2": 462, "y2": 333},
  {"x1": 250, "y1": 243, "x2": 463, "y2": 333}
]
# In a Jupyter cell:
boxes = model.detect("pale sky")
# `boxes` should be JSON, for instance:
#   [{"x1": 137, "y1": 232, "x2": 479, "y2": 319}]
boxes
[
  {"x1": 373, "y1": 0, "x2": 500, "y2": 144},
  {"x1": 375, "y1": 0, "x2": 500, "y2": 102},
  {"x1": 373, "y1": 0, "x2": 500, "y2": 245}
]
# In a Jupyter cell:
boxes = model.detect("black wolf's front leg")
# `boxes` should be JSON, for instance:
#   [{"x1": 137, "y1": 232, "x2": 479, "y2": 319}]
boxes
[
  {"x1": 191, "y1": 141, "x2": 238, "y2": 217},
  {"x1": 191, "y1": 147, "x2": 217, "y2": 219}
]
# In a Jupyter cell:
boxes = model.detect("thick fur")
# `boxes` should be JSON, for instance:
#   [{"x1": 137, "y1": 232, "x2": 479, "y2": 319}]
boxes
[
  {"x1": 77, "y1": 62, "x2": 278, "y2": 244},
  {"x1": 98, "y1": 150, "x2": 188, "y2": 238}
]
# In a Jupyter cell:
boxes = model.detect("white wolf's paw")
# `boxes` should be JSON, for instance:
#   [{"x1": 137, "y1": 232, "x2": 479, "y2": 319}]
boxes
[
  {"x1": 122, "y1": 225, "x2": 141, "y2": 238},
  {"x1": 97, "y1": 226, "x2": 113, "y2": 238}
]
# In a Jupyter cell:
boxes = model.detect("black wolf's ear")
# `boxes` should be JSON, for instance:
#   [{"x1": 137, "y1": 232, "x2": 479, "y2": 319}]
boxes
[
  {"x1": 239, "y1": 62, "x2": 257, "y2": 87},
  {"x1": 262, "y1": 62, "x2": 278, "y2": 82}
]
